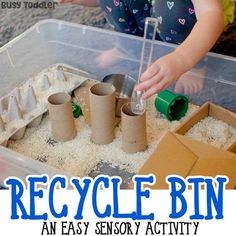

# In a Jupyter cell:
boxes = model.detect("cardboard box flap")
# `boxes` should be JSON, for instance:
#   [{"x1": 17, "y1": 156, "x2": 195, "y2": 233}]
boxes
[
  {"x1": 138, "y1": 132, "x2": 198, "y2": 189},
  {"x1": 174, "y1": 102, "x2": 236, "y2": 153},
  {"x1": 175, "y1": 102, "x2": 236, "y2": 135},
  {"x1": 173, "y1": 133, "x2": 236, "y2": 160},
  {"x1": 138, "y1": 131, "x2": 236, "y2": 190},
  {"x1": 190, "y1": 158, "x2": 236, "y2": 189}
]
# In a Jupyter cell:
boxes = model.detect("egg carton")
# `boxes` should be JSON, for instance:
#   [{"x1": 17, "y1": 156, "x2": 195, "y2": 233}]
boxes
[{"x1": 0, "y1": 63, "x2": 93, "y2": 146}]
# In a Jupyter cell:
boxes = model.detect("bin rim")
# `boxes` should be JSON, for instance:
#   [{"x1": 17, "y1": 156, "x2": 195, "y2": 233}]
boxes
[{"x1": 0, "y1": 19, "x2": 236, "y2": 63}]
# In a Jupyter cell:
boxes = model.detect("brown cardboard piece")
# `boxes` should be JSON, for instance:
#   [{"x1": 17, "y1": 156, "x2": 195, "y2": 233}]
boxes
[
  {"x1": 121, "y1": 102, "x2": 147, "y2": 153},
  {"x1": 90, "y1": 83, "x2": 116, "y2": 145},
  {"x1": 228, "y1": 143, "x2": 236, "y2": 153},
  {"x1": 73, "y1": 80, "x2": 97, "y2": 125},
  {"x1": 174, "y1": 102, "x2": 236, "y2": 153},
  {"x1": 138, "y1": 132, "x2": 236, "y2": 189},
  {"x1": 73, "y1": 80, "x2": 121, "y2": 126},
  {"x1": 48, "y1": 92, "x2": 76, "y2": 142}
]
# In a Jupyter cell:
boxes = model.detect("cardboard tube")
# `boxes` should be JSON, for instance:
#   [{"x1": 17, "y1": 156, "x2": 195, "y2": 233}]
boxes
[
  {"x1": 73, "y1": 80, "x2": 98, "y2": 125},
  {"x1": 121, "y1": 102, "x2": 147, "y2": 153},
  {"x1": 90, "y1": 83, "x2": 116, "y2": 144},
  {"x1": 48, "y1": 92, "x2": 76, "y2": 142}
]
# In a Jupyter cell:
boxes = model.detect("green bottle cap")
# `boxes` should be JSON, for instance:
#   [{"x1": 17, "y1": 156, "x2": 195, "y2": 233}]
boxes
[
  {"x1": 155, "y1": 90, "x2": 188, "y2": 121},
  {"x1": 72, "y1": 101, "x2": 82, "y2": 118}
]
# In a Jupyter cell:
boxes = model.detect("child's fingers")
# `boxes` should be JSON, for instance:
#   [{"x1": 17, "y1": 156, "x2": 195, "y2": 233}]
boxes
[
  {"x1": 134, "y1": 81, "x2": 147, "y2": 91},
  {"x1": 140, "y1": 63, "x2": 160, "y2": 82},
  {"x1": 143, "y1": 81, "x2": 169, "y2": 99},
  {"x1": 135, "y1": 73, "x2": 163, "y2": 91}
]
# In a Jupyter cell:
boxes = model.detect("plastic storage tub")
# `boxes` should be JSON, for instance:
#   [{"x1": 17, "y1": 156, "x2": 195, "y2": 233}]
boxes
[{"x1": 0, "y1": 20, "x2": 235, "y2": 186}]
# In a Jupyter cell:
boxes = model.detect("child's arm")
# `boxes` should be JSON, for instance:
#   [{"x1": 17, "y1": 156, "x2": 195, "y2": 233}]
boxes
[
  {"x1": 55, "y1": 0, "x2": 99, "y2": 7},
  {"x1": 136, "y1": 0, "x2": 224, "y2": 99},
  {"x1": 175, "y1": 0, "x2": 224, "y2": 70}
]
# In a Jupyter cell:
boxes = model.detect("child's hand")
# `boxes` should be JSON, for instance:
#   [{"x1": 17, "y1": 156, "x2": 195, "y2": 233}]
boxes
[{"x1": 135, "y1": 52, "x2": 188, "y2": 99}]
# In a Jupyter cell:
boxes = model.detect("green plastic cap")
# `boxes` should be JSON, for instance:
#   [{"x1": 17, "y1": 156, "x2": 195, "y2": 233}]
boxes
[
  {"x1": 72, "y1": 101, "x2": 82, "y2": 118},
  {"x1": 155, "y1": 90, "x2": 188, "y2": 121}
]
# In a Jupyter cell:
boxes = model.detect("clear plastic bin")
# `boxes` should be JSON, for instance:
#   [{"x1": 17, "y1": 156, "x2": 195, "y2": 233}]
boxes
[{"x1": 0, "y1": 20, "x2": 235, "y2": 186}]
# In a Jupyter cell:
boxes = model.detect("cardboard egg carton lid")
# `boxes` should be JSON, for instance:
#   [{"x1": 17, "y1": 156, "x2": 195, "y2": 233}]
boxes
[{"x1": 0, "y1": 63, "x2": 92, "y2": 146}]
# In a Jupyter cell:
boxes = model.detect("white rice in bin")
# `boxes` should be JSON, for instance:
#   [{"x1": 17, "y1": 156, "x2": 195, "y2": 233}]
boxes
[
  {"x1": 185, "y1": 116, "x2": 236, "y2": 149},
  {"x1": 7, "y1": 95, "x2": 199, "y2": 177},
  {"x1": 8, "y1": 64, "x2": 234, "y2": 177}
]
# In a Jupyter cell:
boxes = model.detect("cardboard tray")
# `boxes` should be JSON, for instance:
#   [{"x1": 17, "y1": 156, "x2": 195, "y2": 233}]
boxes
[{"x1": 174, "y1": 102, "x2": 236, "y2": 153}]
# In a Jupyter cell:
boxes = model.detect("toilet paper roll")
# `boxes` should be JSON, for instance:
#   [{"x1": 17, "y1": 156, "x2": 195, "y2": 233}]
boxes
[
  {"x1": 48, "y1": 92, "x2": 76, "y2": 142},
  {"x1": 90, "y1": 83, "x2": 116, "y2": 144},
  {"x1": 121, "y1": 102, "x2": 147, "y2": 153}
]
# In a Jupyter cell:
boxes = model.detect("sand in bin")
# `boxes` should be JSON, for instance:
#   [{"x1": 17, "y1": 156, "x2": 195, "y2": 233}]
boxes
[{"x1": 8, "y1": 96, "x2": 199, "y2": 178}]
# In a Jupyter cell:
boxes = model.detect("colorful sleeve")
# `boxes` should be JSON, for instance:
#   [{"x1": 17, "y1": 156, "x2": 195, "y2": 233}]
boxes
[{"x1": 221, "y1": 0, "x2": 235, "y2": 26}]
